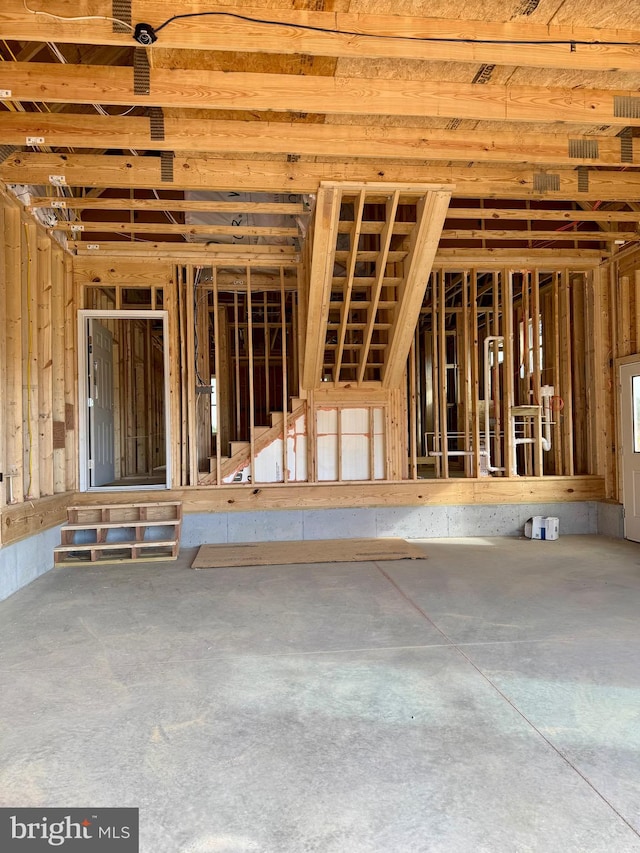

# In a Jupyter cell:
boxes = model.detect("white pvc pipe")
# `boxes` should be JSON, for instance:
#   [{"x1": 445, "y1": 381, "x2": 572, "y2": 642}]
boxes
[
  {"x1": 540, "y1": 385, "x2": 553, "y2": 452},
  {"x1": 429, "y1": 450, "x2": 474, "y2": 457}
]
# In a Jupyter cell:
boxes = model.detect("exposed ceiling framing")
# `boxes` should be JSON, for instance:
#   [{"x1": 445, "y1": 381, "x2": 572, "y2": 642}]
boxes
[{"x1": 2, "y1": 0, "x2": 640, "y2": 387}]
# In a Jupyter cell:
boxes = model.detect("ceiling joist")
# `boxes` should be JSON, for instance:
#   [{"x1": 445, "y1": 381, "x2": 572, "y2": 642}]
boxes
[
  {"x1": 4, "y1": 63, "x2": 640, "y2": 127},
  {"x1": 2, "y1": 114, "x2": 638, "y2": 169},
  {"x1": 27, "y1": 197, "x2": 306, "y2": 214},
  {"x1": 3, "y1": 1, "x2": 640, "y2": 72},
  {"x1": 56, "y1": 221, "x2": 300, "y2": 238},
  {"x1": 6, "y1": 153, "x2": 640, "y2": 201}
]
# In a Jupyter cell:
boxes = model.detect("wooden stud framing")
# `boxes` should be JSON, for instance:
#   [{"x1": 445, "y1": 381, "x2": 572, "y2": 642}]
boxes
[
  {"x1": 571, "y1": 273, "x2": 588, "y2": 475},
  {"x1": 36, "y1": 233, "x2": 53, "y2": 496},
  {"x1": 532, "y1": 270, "x2": 542, "y2": 477},
  {"x1": 409, "y1": 337, "x2": 418, "y2": 481},
  {"x1": 51, "y1": 245, "x2": 66, "y2": 493},
  {"x1": 491, "y1": 272, "x2": 502, "y2": 474},
  {"x1": 212, "y1": 269, "x2": 222, "y2": 486},
  {"x1": 22, "y1": 221, "x2": 39, "y2": 499},
  {"x1": 185, "y1": 265, "x2": 198, "y2": 485},
  {"x1": 560, "y1": 270, "x2": 575, "y2": 477},
  {"x1": 552, "y1": 272, "x2": 563, "y2": 476},
  {"x1": 280, "y1": 267, "x2": 289, "y2": 485},
  {"x1": 438, "y1": 269, "x2": 449, "y2": 479},
  {"x1": 503, "y1": 269, "x2": 515, "y2": 478},
  {"x1": 247, "y1": 269, "x2": 256, "y2": 487},
  {"x1": 470, "y1": 270, "x2": 481, "y2": 478}
]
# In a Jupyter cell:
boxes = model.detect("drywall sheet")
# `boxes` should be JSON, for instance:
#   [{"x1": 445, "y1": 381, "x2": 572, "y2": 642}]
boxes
[{"x1": 192, "y1": 538, "x2": 426, "y2": 568}]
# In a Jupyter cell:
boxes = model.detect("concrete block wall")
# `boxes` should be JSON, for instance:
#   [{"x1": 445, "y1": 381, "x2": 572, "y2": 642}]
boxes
[
  {"x1": 0, "y1": 525, "x2": 62, "y2": 602},
  {"x1": 0, "y1": 501, "x2": 626, "y2": 603},
  {"x1": 180, "y1": 501, "x2": 604, "y2": 547}
]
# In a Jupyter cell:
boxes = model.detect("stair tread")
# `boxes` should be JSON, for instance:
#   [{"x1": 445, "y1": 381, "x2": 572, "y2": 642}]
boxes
[
  {"x1": 68, "y1": 501, "x2": 181, "y2": 511},
  {"x1": 55, "y1": 539, "x2": 177, "y2": 552},
  {"x1": 62, "y1": 519, "x2": 181, "y2": 531}
]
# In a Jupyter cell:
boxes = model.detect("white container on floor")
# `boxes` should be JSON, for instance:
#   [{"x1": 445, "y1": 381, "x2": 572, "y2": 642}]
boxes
[{"x1": 524, "y1": 516, "x2": 559, "y2": 540}]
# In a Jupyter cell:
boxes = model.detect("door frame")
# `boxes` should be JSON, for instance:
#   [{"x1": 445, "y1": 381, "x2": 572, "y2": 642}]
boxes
[
  {"x1": 616, "y1": 353, "x2": 640, "y2": 537},
  {"x1": 78, "y1": 309, "x2": 172, "y2": 492}
]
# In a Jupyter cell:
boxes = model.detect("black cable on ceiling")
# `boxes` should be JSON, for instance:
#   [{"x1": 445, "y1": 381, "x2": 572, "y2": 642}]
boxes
[{"x1": 132, "y1": 10, "x2": 640, "y2": 49}]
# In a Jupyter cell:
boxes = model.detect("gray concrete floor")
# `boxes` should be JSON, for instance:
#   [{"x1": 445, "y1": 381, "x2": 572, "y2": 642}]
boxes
[{"x1": 1, "y1": 535, "x2": 640, "y2": 852}]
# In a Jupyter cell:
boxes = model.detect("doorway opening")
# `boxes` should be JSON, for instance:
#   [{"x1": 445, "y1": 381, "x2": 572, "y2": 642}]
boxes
[
  {"x1": 619, "y1": 357, "x2": 640, "y2": 541},
  {"x1": 78, "y1": 310, "x2": 171, "y2": 491}
]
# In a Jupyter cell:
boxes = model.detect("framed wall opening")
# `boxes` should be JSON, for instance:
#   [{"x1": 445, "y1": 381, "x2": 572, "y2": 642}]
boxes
[{"x1": 77, "y1": 309, "x2": 171, "y2": 492}]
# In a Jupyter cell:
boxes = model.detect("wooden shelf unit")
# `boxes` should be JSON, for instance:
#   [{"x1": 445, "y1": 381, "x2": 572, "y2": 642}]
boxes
[{"x1": 54, "y1": 501, "x2": 182, "y2": 565}]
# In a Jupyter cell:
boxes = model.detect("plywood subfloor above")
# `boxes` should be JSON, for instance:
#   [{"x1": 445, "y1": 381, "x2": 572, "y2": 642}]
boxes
[{"x1": 191, "y1": 538, "x2": 427, "y2": 568}]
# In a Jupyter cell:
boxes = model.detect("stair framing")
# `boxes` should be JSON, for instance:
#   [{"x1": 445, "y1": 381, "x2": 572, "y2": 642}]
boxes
[
  {"x1": 202, "y1": 401, "x2": 306, "y2": 485},
  {"x1": 302, "y1": 181, "x2": 452, "y2": 390},
  {"x1": 54, "y1": 501, "x2": 182, "y2": 565}
]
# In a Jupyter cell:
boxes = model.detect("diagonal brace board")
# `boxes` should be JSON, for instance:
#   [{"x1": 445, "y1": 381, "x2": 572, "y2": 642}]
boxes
[
  {"x1": 302, "y1": 185, "x2": 343, "y2": 390},
  {"x1": 383, "y1": 190, "x2": 452, "y2": 388}
]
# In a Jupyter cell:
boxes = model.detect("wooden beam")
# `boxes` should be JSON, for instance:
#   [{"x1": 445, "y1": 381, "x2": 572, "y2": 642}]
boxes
[
  {"x1": 302, "y1": 186, "x2": 342, "y2": 389},
  {"x1": 383, "y1": 191, "x2": 452, "y2": 389},
  {"x1": 57, "y1": 220, "x2": 298, "y2": 237},
  {"x1": 448, "y1": 207, "x2": 640, "y2": 223},
  {"x1": 440, "y1": 229, "x2": 639, "y2": 242},
  {"x1": 73, "y1": 257, "x2": 174, "y2": 286},
  {"x1": 434, "y1": 249, "x2": 604, "y2": 267},
  {"x1": 0, "y1": 492, "x2": 71, "y2": 546},
  {"x1": 71, "y1": 241, "x2": 298, "y2": 261},
  {"x1": 6, "y1": 153, "x2": 640, "y2": 200},
  {"x1": 4, "y1": 114, "x2": 639, "y2": 168},
  {"x1": 4, "y1": 2, "x2": 640, "y2": 71},
  {"x1": 358, "y1": 191, "x2": 400, "y2": 385},
  {"x1": 5, "y1": 63, "x2": 640, "y2": 127},
  {"x1": 29, "y1": 195, "x2": 305, "y2": 215},
  {"x1": 69, "y1": 244, "x2": 604, "y2": 267}
]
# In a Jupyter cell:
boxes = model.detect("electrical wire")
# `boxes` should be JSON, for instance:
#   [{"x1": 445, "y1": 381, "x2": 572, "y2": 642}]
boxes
[
  {"x1": 152, "y1": 10, "x2": 640, "y2": 48},
  {"x1": 23, "y1": 0, "x2": 134, "y2": 32}
]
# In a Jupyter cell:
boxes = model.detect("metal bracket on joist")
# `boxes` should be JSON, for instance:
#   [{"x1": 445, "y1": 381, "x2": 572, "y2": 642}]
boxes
[
  {"x1": 0, "y1": 144, "x2": 18, "y2": 164},
  {"x1": 160, "y1": 151, "x2": 174, "y2": 182},
  {"x1": 533, "y1": 173, "x2": 560, "y2": 193},
  {"x1": 568, "y1": 139, "x2": 599, "y2": 160},
  {"x1": 112, "y1": 0, "x2": 132, "y2": 33},
  {"x1": 134, "y1": 49, "x2": 151, "y2": 96},
  {"x1": 620, "y1": 128, "x2": 633, "y2": 164},
  {"x1": 149, "y1": 108, "x2": 165, "y2": 141},
  {"x1": 577, "y1": 167, "x2": 589, "y2": 193}
]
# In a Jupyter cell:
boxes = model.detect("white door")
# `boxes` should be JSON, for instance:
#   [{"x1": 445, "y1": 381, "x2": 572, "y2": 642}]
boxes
[
  {"x1": 620, "y1": 361, "x2": 640, "y2": 541},
  {"x1": 88, "y1": 320, "x2": 115, "y2": 486}
]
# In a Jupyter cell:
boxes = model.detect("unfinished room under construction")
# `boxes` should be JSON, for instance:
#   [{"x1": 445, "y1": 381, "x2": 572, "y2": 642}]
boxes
[{"x1": 2, "y1": 1, "x2": 640, "y2": 851}]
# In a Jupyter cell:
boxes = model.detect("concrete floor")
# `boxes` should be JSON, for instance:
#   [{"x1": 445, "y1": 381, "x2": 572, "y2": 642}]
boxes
[{"x1": 1, "y1": 535, "x2": 640, "y2": 852}]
